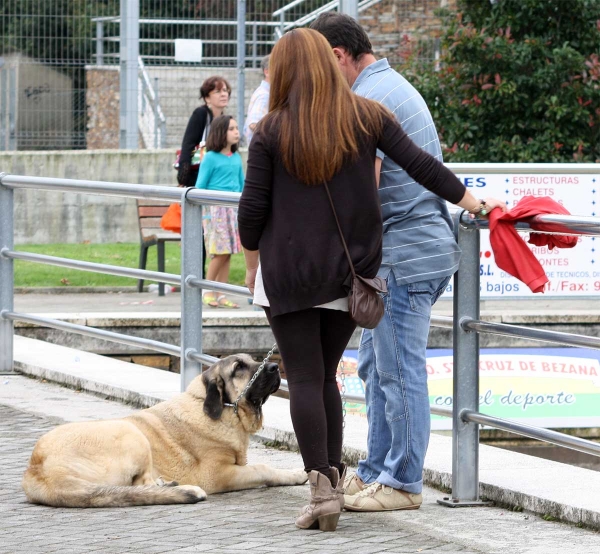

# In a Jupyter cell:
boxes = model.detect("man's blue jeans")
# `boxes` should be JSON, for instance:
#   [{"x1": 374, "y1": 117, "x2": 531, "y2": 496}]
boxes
[{"x1": 356, "y1": 271, "x2": 450, "y2": 494}]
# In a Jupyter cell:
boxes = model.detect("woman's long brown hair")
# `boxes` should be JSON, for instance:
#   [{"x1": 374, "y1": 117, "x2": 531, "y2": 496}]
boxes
[{"x1": 263, "y1": 28, "x2": 386, "y2": 185}]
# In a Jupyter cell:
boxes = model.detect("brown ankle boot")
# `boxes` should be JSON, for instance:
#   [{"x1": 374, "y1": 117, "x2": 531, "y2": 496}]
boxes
[
  {"x1": 329, "y1": 465, "x2": 347, "y2": 511},
  {"x1": 295, "y1": 470, "x2": 341, "y2": 531}
]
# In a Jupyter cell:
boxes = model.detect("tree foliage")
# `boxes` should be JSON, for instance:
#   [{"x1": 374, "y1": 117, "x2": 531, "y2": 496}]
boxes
[{"x1": 399, "y1": 0, "x2": 600, "y2": 163}]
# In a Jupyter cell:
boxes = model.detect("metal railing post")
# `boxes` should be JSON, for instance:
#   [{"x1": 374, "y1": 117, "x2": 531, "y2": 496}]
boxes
[
  {"x1": 0, "y1": 173, "x2": 14, "y2": 373},
  {"x1": 96, "y1": 20, "x2": 104, "y2": 66},
  {"x1": 119, "y1": 0, "x2": 140, "y2": 149},
  {"x1": 339, "y1": 0, "x2": 359, "y2": 19},
  {"x1": 252, "y1": 22, "x2": 258, "y2": 68},
  {"x1": 180, "y1": 190, "x2": 204, "y2": 391},
  {"x1": 237, "y1": 0, "x2": 247, "y2": 134},
  {"x1": 438, "y1": 213, "x2": 491, "y2": 507}
]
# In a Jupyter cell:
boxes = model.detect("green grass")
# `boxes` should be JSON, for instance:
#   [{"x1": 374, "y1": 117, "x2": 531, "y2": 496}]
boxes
[{"x1": 13, "y1": 243, "x2": 246, "y2": 288}]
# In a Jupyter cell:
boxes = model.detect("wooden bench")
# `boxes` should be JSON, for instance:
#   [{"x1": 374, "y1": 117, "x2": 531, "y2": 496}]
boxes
[{"x1": 136, "y1": 200, "x2": 181, "y2": 296}]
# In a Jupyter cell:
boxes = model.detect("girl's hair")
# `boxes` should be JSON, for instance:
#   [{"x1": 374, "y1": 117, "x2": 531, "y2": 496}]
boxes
[
  {"x1": 200, "y1": 76, "x2": 232, "y2": 101},
  {"x1": 206, "y1": 115, "x2": 238, "y2": 153},
  {"x1": 261, "y1": 28, "x2": 387, "y2": 185}
]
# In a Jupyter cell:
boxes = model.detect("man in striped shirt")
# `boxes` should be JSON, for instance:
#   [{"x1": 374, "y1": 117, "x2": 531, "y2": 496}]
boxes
[{"x1": 312, "y1": 13, "x2": 459, "y2": 512}]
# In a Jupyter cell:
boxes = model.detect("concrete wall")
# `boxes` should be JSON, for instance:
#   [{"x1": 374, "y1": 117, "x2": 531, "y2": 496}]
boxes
[
  {"x1": 1, "y1": 54, "x2": 75, "y2": 150},
  {"x1": 1, "y1": 148, "x2": 249, "y2": 244}
]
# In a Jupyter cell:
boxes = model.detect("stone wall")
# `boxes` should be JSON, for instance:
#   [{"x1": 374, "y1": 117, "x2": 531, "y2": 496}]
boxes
[
  {"x1": 361, "y1": 0, "x2": 457, "y2": 64},
  {"x1": 85, "y1": 67, "x2": 120, "y2": 150}
]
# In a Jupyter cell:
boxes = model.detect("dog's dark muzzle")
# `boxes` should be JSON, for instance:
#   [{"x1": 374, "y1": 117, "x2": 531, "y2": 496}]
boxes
[{"x1": 249, "y1": 362, "x2": 281, "y2": 403}]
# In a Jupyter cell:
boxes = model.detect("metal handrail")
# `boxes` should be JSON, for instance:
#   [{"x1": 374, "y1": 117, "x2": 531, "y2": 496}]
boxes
[
  {"x1": 462, "y1": 410, "x2": 600, "y2": 458},
  {"x1": 90, "y1": 17, "x2": 282, "y2": 27},
  {"x1": 461, "y1": 317, "x2": 600, "y2": 350},
  {"x1": 280, "y1": 0, "x2": 384, "y2": 32},
  {"x1": 459, "y1": 210, "x2": 600, "y2": 237},
  {"x1": 0, "y1": 175, "x2": 240, "y2": 206},
  {"x1": 138, "y1": 58, "x2": 166, "y2": 126},
  {"x1": 2, "y1": 311, "x2": 181, "y2": 357}
]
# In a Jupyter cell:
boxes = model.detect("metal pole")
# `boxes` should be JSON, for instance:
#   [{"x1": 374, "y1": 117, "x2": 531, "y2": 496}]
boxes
[
  {"x1": 153, "y1": 77, "x2": 159, "y2": 148},
  {"x1": 96, "y1": 21, "x2": 104, "y2": 66},
  {"x1": 8, "y1": 67, "x2": 16, "y2": 151},
  {"x1": 252, "y1": 23, "x2": 258, "y2": 68},
  {"x1": 0, "y1": 173, "x2": 14, "y2": 373},
  {"x1": 339, "y1": 0, "x2": 359, "y2": 19},
  {"x1": 237, "y1": 0, "x2": 246, "y2": 134},
  {"x1": 0, "y1": 63, "x2": 6, "y2": 151},
  {"x1": 438, "y1": 213, "x2": 490, "y2": 507},
  {"x1": 180, "y1": 191, "x2": 204, "y2": 391},
  {"x1": 119, "y1": 0, "x2": 139, "y2": 149}
]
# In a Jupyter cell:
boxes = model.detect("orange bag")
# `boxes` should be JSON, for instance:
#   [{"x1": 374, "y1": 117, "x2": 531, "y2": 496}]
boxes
[{"x1": 160, "y1": 203, "x2": 182, "y2": 234}]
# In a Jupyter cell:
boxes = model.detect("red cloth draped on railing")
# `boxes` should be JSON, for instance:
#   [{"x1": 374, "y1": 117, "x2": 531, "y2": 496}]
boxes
[{"x1": 488, "y1": 196, "x2": 578, "y2": 293}]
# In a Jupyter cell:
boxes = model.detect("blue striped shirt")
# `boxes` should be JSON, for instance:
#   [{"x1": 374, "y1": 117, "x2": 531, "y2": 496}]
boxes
[{"x1": 352, "y1": 59, "x2": 461, "y2": 284}]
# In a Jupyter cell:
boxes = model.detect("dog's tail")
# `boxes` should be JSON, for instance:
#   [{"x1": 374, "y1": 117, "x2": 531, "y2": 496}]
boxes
[{"x1": 23, "y1": 472, "x2": 207, "y2": 508}]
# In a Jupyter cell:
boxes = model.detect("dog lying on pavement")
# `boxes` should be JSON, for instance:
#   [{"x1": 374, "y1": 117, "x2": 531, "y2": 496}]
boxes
[{"x1": 22, "y1": 354, "x2": 307, "y2": 507}]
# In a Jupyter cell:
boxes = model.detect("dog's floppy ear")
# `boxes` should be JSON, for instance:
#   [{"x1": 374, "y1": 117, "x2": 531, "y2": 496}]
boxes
[{"x1": 203, "y1": 373, "x2": 225, "y2": 420}]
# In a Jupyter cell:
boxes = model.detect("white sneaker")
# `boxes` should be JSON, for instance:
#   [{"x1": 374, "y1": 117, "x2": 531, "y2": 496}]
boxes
[{"x1": 344, "y1": 482, "x2": 422, "y2": 512}]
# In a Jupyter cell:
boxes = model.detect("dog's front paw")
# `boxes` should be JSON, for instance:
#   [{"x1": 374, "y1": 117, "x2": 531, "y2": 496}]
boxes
[
  {"x1": 288, "y1": 468, "x2": 309, "y2": 486},
  {"x1": 179, "y1": 485, "x2": 207, "y2": 502}
]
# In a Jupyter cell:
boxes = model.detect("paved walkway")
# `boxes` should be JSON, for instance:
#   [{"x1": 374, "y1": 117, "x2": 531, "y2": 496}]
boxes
[{"x1": 1, "y1": 376, "x2": 600, "y2": 554}]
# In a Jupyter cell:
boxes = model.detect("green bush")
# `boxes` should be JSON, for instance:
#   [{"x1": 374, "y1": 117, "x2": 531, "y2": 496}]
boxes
[{"x1": 399, "y1": 0, "x2": 600, "y2": 163}]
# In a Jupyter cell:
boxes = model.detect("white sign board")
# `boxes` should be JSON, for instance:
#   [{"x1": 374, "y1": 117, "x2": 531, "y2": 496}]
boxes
[
  {"x1": 174, "y1": 39, "x2": 203, "y2": 63},
  {"x1": 443, "y1": 172, "x2": 600, "y2": 298}
]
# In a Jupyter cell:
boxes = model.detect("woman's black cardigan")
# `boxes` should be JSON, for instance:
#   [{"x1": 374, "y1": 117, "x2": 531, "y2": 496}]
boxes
[{"x1": 238, "y1": 114, "x2": 466, "y2": 317}]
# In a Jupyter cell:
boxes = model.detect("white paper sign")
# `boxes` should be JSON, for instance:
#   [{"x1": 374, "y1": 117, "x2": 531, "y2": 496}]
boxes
[
  {"x1": 174, "y1": 39, "x2": 203, "y2": 63},
  {"x1": 443, "y1": 172, "x2": 600, "y2": 298}
]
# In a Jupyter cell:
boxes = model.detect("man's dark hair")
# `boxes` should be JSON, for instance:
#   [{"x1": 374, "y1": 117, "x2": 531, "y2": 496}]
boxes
[
  {"x1": 206, "y1": 115, "x2": 238, "y2": 153},
  {"x1": 310, "y1": 12, "x2": 374, "y2": 60}
]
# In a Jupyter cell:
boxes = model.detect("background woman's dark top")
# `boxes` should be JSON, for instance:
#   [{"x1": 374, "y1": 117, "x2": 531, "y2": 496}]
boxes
[
  {"x1": 238, "y1": 113, "x2": 466, "y2": 317},
  {"x1": 177, "y1": 105, "x2": 212, "y2": 187}
]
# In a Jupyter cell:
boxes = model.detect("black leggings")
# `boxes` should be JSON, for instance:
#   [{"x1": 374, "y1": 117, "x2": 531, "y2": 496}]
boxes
[{"x1": 264, "y1": 307, "x2": 357, "y2": 476}]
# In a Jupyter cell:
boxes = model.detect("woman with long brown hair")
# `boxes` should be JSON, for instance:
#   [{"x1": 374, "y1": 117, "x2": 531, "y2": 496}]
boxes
[{"x1": 238, "y1": 28, "x2": 504, "y2": 531}]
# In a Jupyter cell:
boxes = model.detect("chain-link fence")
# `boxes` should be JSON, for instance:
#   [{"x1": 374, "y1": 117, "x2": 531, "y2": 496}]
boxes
[{"x1": 1, "y1": 1, "x2": 450, "y2": 152}]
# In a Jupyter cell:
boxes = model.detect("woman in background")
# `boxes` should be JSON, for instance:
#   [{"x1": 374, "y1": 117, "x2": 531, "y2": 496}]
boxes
[{"x1": 177, "y1": 76, "x2": 232, "y2": 188}]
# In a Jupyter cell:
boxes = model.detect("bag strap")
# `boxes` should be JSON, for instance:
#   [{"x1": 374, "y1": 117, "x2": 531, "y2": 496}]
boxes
[
  {"x1": 200, "y1": 108, "x2": 212, "y2": 144},
  {"x1": 323, "y1": 182, "x2": 357, "y2": 280},
  {"x1": 201, "y1": 119, "x2": 210, "y2": 143}
]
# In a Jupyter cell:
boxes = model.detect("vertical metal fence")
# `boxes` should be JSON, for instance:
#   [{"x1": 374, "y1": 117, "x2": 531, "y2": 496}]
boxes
[{"x1": 1, "y1": 1, "x2": 448, "y2": 152}]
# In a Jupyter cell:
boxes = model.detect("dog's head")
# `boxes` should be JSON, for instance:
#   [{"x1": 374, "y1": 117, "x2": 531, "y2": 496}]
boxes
[{"x1": 196, "y1": 353, "x2": 281, "y2": 422}]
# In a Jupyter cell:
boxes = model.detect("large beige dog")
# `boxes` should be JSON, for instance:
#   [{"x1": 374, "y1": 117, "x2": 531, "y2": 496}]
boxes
[{"x1": 22, "y1": 354, "x2": 307, "y2": 507}]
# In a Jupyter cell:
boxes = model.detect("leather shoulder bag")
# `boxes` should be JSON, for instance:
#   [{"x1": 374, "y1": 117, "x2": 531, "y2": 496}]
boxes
[{"x1": 323, "y1": 182, "x2": 387, "y2": 329}]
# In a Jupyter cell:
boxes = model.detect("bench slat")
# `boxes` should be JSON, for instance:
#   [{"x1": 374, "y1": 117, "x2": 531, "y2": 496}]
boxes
[
  {"x1": 139, "y1": 206, "x2": 169, "y2": 217},
  {"x1": 141, "y1": 229, "x2": 181, "y2": 240},
  {"x1": 140, "y1": 217, "x2": 165, "y2": 229}
]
